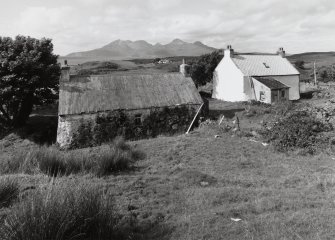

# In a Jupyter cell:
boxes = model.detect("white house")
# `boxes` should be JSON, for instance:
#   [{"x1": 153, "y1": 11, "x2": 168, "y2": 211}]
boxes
[{"x1": 212, "y1": 45, "x2": 300, "y2": 103}]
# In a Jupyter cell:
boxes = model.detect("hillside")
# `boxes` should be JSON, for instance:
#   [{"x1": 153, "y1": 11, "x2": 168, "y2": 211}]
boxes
[
  {"x1": 288, "y1": 52, "x2": 335, "y2": 81},
  {"x1": 65, "y1": 39, "x2": 216, "y2": 61},
  {"x1": 2, "y1": 97, "x2": 335, "y2": 239},
  {"x1": 288, "y1": 52, "x2": 335, "y2": 66}
]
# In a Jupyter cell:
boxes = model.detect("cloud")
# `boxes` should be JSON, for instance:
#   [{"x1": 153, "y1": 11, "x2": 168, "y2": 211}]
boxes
[{"x1": 2, "y1": 0, "x2": 335, "y2": 54}]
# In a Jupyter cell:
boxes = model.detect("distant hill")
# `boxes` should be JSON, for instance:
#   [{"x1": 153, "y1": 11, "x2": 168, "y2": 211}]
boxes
[
  {"x1": 288, "y1": 52, "x2": 335, "y2": 66},
  {"x1": 65, "y1": 39, "x2": 217, "y2": 60},
  {"x1": 288, "y1": 52, "x2": 335, "y2": 81}
]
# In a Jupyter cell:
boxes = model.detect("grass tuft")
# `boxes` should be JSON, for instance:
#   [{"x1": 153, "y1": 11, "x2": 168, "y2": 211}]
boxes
[
  {"x1": 0, "y1": 177, "x2": 19, "y2": 209},
  {"x1": 96, "y1": 138, "x2": 146, "y2": 176},
  {"x1": 0, "y1": 181, "x2": 128, "y2": 240},
  {"x1": 3, "y1": 137, "x2": 145, "y2": 177}
]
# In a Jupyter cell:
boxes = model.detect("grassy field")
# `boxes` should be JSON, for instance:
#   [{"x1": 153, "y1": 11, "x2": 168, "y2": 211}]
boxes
[
  {"x1": 2, "y1": 96, "x2": 335, "y2": 239},
  {"x1": 2, "y1": 124, "x2": 335, "y2": 239}
]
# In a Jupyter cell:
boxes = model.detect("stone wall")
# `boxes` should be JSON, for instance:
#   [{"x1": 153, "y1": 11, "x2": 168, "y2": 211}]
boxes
[{"x1": 57, "y1": 104, "x2": 201, "y2": 148}]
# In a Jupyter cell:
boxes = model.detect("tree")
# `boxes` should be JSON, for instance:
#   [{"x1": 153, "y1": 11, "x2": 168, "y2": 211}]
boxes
[
  {"x1": 320, "y1": 70, "x2": 328, "y2": 82},
  {"x1": 190, "y1": 50, "x2": 223, "y2": 87},
  {"x1": 0, "y1": 36, "x2": 60, "y2": 128},
  {"x1": 294, "y1": 60, "x2": 305, "y2": 69}
]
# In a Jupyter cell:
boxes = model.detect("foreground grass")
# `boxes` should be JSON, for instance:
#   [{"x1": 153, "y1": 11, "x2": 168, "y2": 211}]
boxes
[
  {"x1": 0, "y1": 177, "x2": 19, "y2": 208},
  {"x1": 0, "y1": 180, "x2": 141, "y2": 240},
  {"x1": 1, "y1": 123, "x2": 335, "y2": 239},
  {"x1": 107, "y1": 125, "x2": 335, "y2": 240},
  {"x1": 0, "y1": 137, "x2": 145, "y2": 177}
]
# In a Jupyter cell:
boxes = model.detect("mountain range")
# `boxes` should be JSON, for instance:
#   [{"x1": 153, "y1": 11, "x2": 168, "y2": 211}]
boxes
[{"x1": 66, "y1": 39, "x2": 217, "y2": 60}]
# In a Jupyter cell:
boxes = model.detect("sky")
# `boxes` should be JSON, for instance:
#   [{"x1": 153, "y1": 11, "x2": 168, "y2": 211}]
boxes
[{"x1": 1, "y1": 0, "x2": 335, "y2": 55}]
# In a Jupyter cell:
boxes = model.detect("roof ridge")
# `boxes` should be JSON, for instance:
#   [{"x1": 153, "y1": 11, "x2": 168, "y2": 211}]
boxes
[
  {"x1": 236, "y1": 53, "x2": 278, "y2": 56},
  {"x1": 71, "y1": 72, "x2": 184, "y2": 78}
]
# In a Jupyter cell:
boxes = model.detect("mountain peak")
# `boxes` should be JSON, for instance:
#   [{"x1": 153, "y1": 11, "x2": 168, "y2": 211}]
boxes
[
  {"x1": 66, "y1": 38, "x2": 217, "y2": 59},
  {"x1": 194, "y1": 41, "x2": 205, "y2": 46},
  {"x1": 111, "y1": 39, "x2": 132, "y2": 44},
  {"x1": 170, "y1": 38, "x2": 186, "y2": 45}
]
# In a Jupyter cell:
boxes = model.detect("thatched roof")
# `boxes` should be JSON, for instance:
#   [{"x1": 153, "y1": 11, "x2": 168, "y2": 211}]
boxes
[{"x1": 59, "y1": 72, "x2": 203, "y2": 115}]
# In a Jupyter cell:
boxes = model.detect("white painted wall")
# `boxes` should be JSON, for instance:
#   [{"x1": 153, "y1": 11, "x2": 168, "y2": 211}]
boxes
[
  {"x1": 252, "y1": 78, "x2": 272, "y2": 104},
  {"x1": 272, "y1": 75, "x2": 300, "y2": 100},
  {"x1": 212, "y1": 54, "x2": 245, "y2": 101}
]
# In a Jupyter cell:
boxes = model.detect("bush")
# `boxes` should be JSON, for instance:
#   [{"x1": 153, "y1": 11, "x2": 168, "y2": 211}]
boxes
[
  {"x1": 272, "y1": 100, "x2": 293, "y2": 116},
  {"x1": 0, "y1": 181, "x2": 131, "y2": 240},
  {"x1": 262, "y1": 111, "x2": 329, "y2": 153},
  {"x1": 0, "y1": 177, "x2": 19, "y2": 208}
]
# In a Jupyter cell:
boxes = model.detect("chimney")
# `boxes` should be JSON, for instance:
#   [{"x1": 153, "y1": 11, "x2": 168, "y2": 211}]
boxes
[
  {"x1": 224, "y1": 45, "x2": 234, "y2": 58},
  {"x1": 180, "y1": 58, "x2": 190, "y2": 77},
  {"x1": 277, "y1": 47, "x2": 286, "y2": 58},
  {"x1": 60, "y1": 60, "x2": 70, "y2": 82}
]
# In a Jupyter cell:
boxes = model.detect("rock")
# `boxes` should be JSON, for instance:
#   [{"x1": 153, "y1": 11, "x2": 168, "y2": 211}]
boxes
[
  {"x1": 21, "y1": 139, "x2": 33, "y2": 146},
  {"x1": 251, "y1": 130, "x2": 260, "y2": 138},
  {"x1": 2, "y1": 140, "x2": 11, "y2": 148},
  {"x1": 200, "y1": 181, "x2": 209, "y2": 187}
]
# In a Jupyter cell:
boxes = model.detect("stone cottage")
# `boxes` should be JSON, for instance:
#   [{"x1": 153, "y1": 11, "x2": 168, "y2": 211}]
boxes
[
  {"x1": 57, "y1": 65, "x2": 204, "y2": 148},
  {"x1": 212, "y1": 45, "x2": 300, "y2": 104}
]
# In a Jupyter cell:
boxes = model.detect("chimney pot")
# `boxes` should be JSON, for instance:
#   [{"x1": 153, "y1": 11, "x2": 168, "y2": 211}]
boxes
[
  {"x1": 180, "y1": 59, "x2": 190, "y2": 77},
  {"x1": 277, "y1": 47, "x2": 285, "y2": 58},
  {"x1": 60, "y1": 61, "x2": 70, "y2": 82},
  {"x1": 224, "y1": 45, "x2": 234, "y2": 58}
]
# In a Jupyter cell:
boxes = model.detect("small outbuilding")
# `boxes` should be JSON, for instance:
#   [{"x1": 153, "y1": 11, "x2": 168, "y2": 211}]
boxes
[
  {"x1": 212, "y1": 45, "x2": 300, "y2": 103},
  {"x1": 57, "y1": 67, "x2": 204, "y2": 148},
  {"x1": 251, "y1": 77, "x2": 289, "y2": 104}
]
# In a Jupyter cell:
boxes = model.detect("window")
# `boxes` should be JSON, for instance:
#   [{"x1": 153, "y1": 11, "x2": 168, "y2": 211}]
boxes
[
  {"x1": 281, "y1": 90, "x2": 285, "y2": 98},
  {"x1": 259, "y1": 91, "x2": 265, "y2": 101},
  {"x1": 263, "y1": 62, "x2": 270, "y2": 68},
  {"x1": 134, "y1": 114, "x2": 142, "y2": 126}
]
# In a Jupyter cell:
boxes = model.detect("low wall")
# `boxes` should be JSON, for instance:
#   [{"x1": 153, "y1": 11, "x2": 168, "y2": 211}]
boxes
[{"x1": 57, "y1": 104, "x2": 201, "y2": 148}]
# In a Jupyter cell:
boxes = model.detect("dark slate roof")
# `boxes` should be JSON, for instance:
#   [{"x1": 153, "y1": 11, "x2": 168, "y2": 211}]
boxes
[
  {"x1": 253, "y1": 77, "x2": 289, "y2": 90},
  {"x1": 59, "y1": 72, "x2": 203, "y2": 115}
]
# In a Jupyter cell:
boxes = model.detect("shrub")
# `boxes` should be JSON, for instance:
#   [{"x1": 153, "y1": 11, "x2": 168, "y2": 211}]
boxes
[
  {"x1": 0, "y1": 181, "x2": 131, "y2": 240},
  {"x1": 0, "y1": 177, "x2": 19, "y2": 208},
  {"x1": 262, "y1": 111, "x2": 329, "y2": 152},
  {"x1": 272, "y1": 100, "x2": 293, "y2": 116}
]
